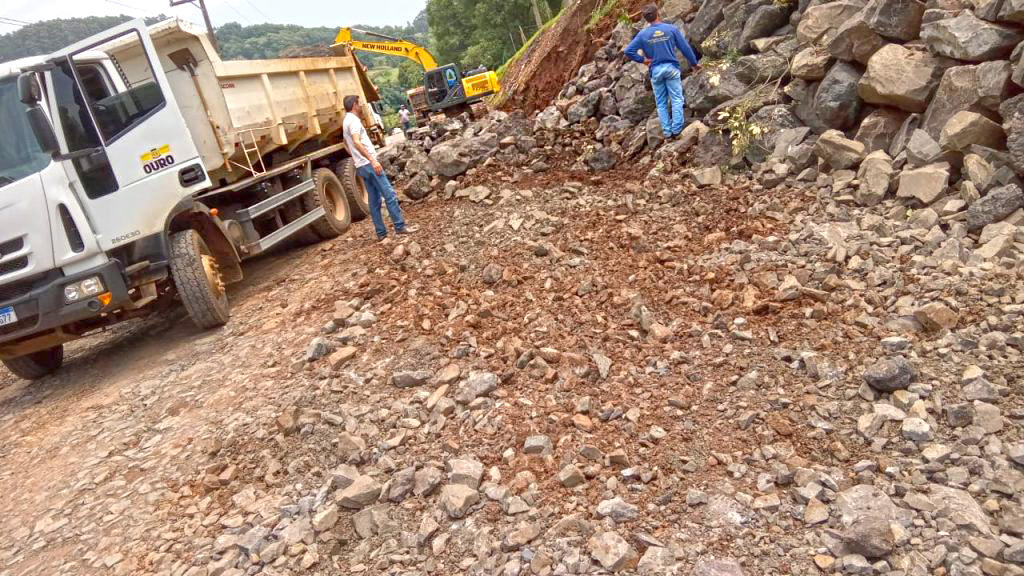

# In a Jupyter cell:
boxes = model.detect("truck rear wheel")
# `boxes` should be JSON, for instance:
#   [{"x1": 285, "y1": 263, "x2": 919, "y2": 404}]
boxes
[
  {"x1": 2, "y1": 345, "x2": 64, "y2": 380},
  {"x1": 170, "y1": 229, "x2": 230, "y2": 330},
  {"x1": 336, "y1": 158, "x2": 370, "y2": 221},
  {"x1": 305, "y1": 168, "x2": 352, "y2": 239}
]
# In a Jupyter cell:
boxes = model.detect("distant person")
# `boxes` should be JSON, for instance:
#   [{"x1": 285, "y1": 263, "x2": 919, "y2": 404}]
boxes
[
  {"x1": 624, "y1": 3, "x2": 700, "y2": 140},
  {"x1": 399, "y1": 105, "x2": 412, "y2": 138},
  {"x1": 342, "y1": 95, "x2": 408, "y2": 241}
]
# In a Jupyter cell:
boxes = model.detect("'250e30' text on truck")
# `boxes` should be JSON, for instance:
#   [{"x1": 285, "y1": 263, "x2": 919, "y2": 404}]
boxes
[{"x1": 0, "y1": 18, "x2": 387, "y2": 379}]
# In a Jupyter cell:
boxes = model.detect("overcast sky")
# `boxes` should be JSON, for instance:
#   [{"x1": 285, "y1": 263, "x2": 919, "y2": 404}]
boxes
[{"x1": 1, "y1": 0, "x2": 427, "y2": 29}]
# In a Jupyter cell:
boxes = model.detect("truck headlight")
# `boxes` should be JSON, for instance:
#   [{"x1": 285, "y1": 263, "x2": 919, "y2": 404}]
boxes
[{"x1": 64, "y1": 276, "x2": 105, "y2": 304}]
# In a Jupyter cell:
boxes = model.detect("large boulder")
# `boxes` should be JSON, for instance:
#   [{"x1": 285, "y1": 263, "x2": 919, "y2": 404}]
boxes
[
  {"x1": 791, "y1": 46, "x2": 834, "y2": 80},
  {"x1": 897, "y1": 163, "x2": 950, "y2": 204},
  {"x1": 858, "y1": 44, "x2": 943, "y2": 113},
  {"x1": 687, "y1": 0, "x2": 732, "y2": 45},
  {"x1": 814, "y1": 62, "x2": 863, "y2": 130},
  {"x1": 618, "y1": 90, "x2": 656, "y2": 124},
  {"x1": 567, "y1": 91, "x2": 603, "y2": 125},
  {"x1": 856, "y1": 108, "x2": 909, "y2": 152},
  {"x1": 535, "y1": 105, "x2": 567, "y2": 131},
  {"x1": 939, "y1": 111, "x2": 1006, "y2": 151},
  {"x1": 797, "y1": 0, "x2": 869, "y2": 47},
  {"x1": 734, "y1": 52, "x2": 791, "y2": 84},
  {"x1": 922, "y1": 62, "x2": 1013, "y2": 138},
  {"x1": 1000, "y1": 93, "x2": 1024, "y2": 174},
  {"x1": 863, "y1": 0, "x2": 926, "y2": 41},
  {"x1": 428, "y1": 134, "x2": 498, "y2": 178},
  {"x1": 827, "y1": 12, "x2": 886, "y2": 64},
  {"x1": 738, "y1": 3, "x2": 794, "y2": 50},
  {"x1": 701, "y1": 0, "x2": 768, "y2": 58},
  {"x1": 816, "y1": 129, "x2": 867, "y2": 169},
  {"x1": 857, "y1": 150, "x2": 895, "y2": 205},
  {"x1": 746, "y1": 105, "x2": 804, "y2": 163},
  {"x1": 967, "y1": 184, "x2": 1024, "y2": 230},
  {"x1": 684, "y1": 66, "x2": 749, "y2": 113},
  {"x1": 920, "y1": 11, "x2": 1024, "y2": 62}
]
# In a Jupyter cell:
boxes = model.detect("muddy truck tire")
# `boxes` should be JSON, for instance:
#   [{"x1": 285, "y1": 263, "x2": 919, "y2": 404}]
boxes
[
  {"x1": 170, "y1": 229, "x2": 230, "y2": 330},
  {"x1": 335, "y1": 158, "x2": 370, "y2": 221},
  {"x1": 2, "y1": 345, "x2": 64, "y2": 380},
  {"x1": 305, "y1": 168, "x2": 352, "y2": 239}
]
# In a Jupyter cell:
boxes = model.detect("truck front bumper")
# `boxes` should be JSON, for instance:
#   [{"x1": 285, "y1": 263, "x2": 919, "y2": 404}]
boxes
[{"x1": 0, "y1": 260, "x2": 130, "y2": 346}]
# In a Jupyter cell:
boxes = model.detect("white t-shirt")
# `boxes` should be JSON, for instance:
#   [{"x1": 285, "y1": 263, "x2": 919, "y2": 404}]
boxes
[
  {"x1": 343, "y1": 112, "x2": 375, "y2": 168},
  {"x1": 399, "y1": 109, "x2": 411, "y2": 123}
]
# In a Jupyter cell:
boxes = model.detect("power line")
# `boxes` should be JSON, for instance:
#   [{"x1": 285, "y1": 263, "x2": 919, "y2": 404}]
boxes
[
  {"x1": 239, "y1": 0, "x2": 271, "y2": 22},
  {"x1": 0, "y1": 15, "x2": 30, "y2": 24},
  {"x1": 104, "y1": 0, "x2": 162, "y2": 15},
  {"x1": 219, "y1": 0, "x2": 254, "y2": 24},
  {"x1": 0, "y1": 20, "x2": 25, "y2": 28}
]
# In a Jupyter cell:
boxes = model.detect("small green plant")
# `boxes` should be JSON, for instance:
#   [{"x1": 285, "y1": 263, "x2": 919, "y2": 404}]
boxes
[
  {"x1": 716, "y1": 104, "x2": 762, "y2": 160},
  {"x1": 587, "y1": 0, "x2": 620, "y2": 30}
]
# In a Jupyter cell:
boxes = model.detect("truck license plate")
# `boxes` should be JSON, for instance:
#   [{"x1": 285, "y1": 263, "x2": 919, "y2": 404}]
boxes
[{"x1": 0, "y1": 306, "x2": 17, "y2": 327}]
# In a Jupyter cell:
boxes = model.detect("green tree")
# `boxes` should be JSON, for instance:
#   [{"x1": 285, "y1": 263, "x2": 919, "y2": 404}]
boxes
[{"x1": 426, "y1": 0, "x2": 561, "y2": 72}]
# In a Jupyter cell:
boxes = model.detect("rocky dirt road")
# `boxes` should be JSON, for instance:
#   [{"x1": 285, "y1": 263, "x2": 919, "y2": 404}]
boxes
[{"x1": 2, "y1": 147, "x2": 1021, "y2": 576}]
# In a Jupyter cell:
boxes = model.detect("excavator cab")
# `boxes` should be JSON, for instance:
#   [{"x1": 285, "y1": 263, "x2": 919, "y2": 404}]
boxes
[{"x1": 424, "y1": 64, "x2": 468, "y2": 111}]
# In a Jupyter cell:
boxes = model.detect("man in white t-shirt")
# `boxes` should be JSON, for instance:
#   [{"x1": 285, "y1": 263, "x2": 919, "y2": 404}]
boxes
[
  {"x1": 399, "y1": 105, "x2": 412, "y2": 137},
  {"x1": 342, "y1": 95, "x2": 408, "y2": 241}
]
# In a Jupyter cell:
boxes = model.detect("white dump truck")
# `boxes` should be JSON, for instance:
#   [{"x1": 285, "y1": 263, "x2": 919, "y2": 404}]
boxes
[{"x1": 0, "y1": 18, "x2": 386, "y2": 379}]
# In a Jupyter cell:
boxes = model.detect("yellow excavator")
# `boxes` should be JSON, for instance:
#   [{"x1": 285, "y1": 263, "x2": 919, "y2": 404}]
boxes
[{"x1": 332, "y1": 27, "x2": 500, "y2": 121}]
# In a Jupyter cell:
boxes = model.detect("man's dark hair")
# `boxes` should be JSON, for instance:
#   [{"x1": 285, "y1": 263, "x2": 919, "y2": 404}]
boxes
[
  {"x1": 343, "y1": 95, "x2": 359, "y2": 112},
  {"x1": 642, "y1": 3, "x2": 659, "y2": 22}
]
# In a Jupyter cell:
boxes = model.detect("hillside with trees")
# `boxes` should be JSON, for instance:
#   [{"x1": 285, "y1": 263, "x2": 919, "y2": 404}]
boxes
[{"x1": 0, "y1": 2, "x2": 561, "y2": 123}]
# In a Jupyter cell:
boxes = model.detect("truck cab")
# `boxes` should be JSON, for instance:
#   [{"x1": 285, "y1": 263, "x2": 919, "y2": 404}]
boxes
[{"x1": 0, "y1": 19, "x2": 380, "y2": 380}]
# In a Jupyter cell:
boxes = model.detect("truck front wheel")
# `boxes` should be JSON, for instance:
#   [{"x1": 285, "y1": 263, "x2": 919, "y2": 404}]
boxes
[
  {"x1": 336, "y1": 158, "x2": 370, "y2": 221},
  {"x1": 169, "y1": 229, "x2": 230, "y2": 330},
  {"x1": 3, "y1": 345, "x2": 64, "y2": 380}
]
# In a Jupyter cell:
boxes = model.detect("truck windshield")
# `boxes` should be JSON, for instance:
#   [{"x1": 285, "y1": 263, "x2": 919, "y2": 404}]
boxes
[{"x1": 0, "y1": 77, "x2": 51, "y2": 186}]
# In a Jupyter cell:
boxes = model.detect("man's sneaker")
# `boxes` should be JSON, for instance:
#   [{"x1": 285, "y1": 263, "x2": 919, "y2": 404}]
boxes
[{"x1": 377, "y1": 235, "x2": 389, "y2": 243}]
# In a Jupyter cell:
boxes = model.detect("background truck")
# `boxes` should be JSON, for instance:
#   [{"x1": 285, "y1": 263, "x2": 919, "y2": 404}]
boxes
[{"x1": 0, "y1": 18, "x2": 386, "y2": 379}]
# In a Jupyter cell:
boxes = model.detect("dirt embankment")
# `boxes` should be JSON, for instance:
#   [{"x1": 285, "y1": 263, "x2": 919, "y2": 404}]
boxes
[{"x1": 496, "y1": 0, "x2": 651, "y2": 114}]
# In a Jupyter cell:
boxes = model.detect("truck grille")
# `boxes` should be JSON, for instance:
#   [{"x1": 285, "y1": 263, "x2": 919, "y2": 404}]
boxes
[
  {"x1": 0, "y1": 256, "x2": 28, "y2": 276},
  {"x1": 0, "y1": 237, "x2": 23, "y2": 257},
  {"x1": 0, "y1": 313, "x2": 37, "y2": 337},
  {"x1": 0, "y1": 277, "x2": 36, "y2": 303}
]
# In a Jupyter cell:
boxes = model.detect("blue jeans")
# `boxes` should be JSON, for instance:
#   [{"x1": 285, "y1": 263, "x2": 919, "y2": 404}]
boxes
[
  {"x1": 356, "y1": 164, "x2": 406, "y2": 238},
  {"x1": 651, "y1": 63, "x2": 685, "y2": 137}
]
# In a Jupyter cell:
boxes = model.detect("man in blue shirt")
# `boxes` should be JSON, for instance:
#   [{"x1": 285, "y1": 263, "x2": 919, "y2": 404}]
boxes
[{"x1": 624, "y1": 4, "x2": 700, "y2": 140}]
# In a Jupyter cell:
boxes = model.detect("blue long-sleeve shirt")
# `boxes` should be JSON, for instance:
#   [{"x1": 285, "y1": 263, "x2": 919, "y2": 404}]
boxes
[{"x1": 624, "y1": 22, "x2": 699, "y2": 71}]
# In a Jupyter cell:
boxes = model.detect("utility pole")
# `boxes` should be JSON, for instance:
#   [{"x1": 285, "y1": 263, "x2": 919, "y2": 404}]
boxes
[{"x1": 170, "y1": 0, "x2": 220, "y2": 55}]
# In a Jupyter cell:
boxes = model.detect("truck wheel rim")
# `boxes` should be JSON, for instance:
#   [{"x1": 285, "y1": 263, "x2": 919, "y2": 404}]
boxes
[
  {"x1": 201, "y1": 253, "x2": 225, "y2": 299},
  {"x1": 325, "y1": 181, "x2": 348, "y2": 220}
]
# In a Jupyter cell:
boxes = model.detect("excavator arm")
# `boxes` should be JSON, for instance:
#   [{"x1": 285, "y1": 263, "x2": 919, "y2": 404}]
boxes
[{"x1": 332, "y1": 28, "x2": 439, "y2": 70}]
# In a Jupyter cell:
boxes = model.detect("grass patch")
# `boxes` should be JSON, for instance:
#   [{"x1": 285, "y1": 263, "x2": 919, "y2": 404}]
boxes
[{"x1": 586, "y1": 0, "x2": 620, "y2": 31}]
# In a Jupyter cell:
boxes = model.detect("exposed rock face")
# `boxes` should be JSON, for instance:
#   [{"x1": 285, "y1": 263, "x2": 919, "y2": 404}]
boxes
[
  {"x1": 967, "y1": 184, "x2": 1024, "y2": 230},
  {"x1": 939, "y1": 111, "x2": 1006, "y2": 151},
  {"x1": 816, "y1": 129, "x2": 867, "y2": 169},
  {"x1": 920, "y1": 11, "x2": 1024, "y2": 62},
  {"x1": 863, "y1": 0, "x2": 926, "y2": 41},
  {"x1": 797, "y1": 1, "x2": 868, "y2": 47},
  {"x1": 858, "y1": 44, "x2": 943, "y2": 112},
  {"x1": 922, "y1": 62, "x2": 1013, "y2": 138}
]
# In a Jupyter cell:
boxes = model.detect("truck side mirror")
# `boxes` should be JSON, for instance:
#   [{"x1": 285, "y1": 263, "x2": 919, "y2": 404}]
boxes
[
  {"x1": 18, "y1": 72, "x2": 59, "y2": 155},
  {"x1": 17, "y1": 72, "x2": 41, "y2": 104}
]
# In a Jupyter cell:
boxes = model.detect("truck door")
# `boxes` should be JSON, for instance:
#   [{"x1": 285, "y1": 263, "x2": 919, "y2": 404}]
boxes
[{"x1": 42, "y1": 19, "x2": 208, "y2": 252}]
